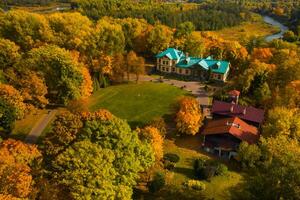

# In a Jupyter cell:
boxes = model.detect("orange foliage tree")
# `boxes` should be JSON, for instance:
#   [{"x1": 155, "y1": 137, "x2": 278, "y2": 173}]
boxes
[
  {"x1": 251, "y1": 48, "x2": 273, "y2": 63},
  {"x1": 0, "y1": 84, "x2": 25, "y2": 119},
  {"x1": 0, "y1": 139, "x2": 42, "y2": 198},
  {"x1": 176, "y1": 97, "x2": 203, "y2": 135},
  {"x1": 80, "y1": 67, "x2": 93, "y2": 98},
  {"x1": 139, "y1": 126, "x2": 164, "y2": 161}
]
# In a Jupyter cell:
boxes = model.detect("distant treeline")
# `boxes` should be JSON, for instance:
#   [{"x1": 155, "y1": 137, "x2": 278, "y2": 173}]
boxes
[{"x1": 73, "y1": 0, "x2": 251, "y2": 31}]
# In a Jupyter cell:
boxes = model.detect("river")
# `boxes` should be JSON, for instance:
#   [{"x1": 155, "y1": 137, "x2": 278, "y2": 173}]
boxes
[{"x1": 263, "y1": 15, "x2": 289, "y2": 42}]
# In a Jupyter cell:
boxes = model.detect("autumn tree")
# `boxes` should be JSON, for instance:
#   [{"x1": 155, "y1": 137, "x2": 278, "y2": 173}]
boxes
[
  {"x1": 175, "y1": 21, "x2": 195, "y2": 38},
  {"x1": 245, "y1": 136, "x2": 300, "y2": 200},
  {"x1": 111, "y1": 53, "x2": 126, "y2": 83},
  {"x1": 0, "y1": 99, "x2": 17, "y2": 132},
  {"x1": 117, "y1": 18, "x2": 149, "y2": 51},
  {"x1": 0, "y1": 84, "x2": 25, "y2": 119},
  {"x1": 237, "y1": 141, "x2": 261, "y2": 168},
  {"x1": 0, "y1": 38, "x2": 21, "y2": 70},
  {"x1": 43, "y1": 111, "x2": 83, "y2": 157},
  {"x1": 176, "y1": 97, "x2": 203, "y2": 135},
  {"x1": 47, "y1": 109, "x2": 155, "y2": 199},
  {"x1": 92, "y1": 19, "x2": 125, "y2": 55},
  {"x1": 24, "y1": 45, "x2": 84, "y2": 105},
  {"x1": 263, "y1": 107, "x2": 300, "y2": 141},
  {"x1": 139, "y1": 126, "x2": 164, "y2": 161},
  {"x1": 184, "y1": 32, "x2": 205, "y2": 57},
  {"x1": 8, "y1": 70, "x2": 49, "y2": 108},
  {"x1": 0, "y1": 139, "x2": 42, "y2": 199},
  {"x1": 47, "y1": 12, "x2": 93, "y2": 52},
  {"x1": 0, "y1": 10, "x2": 53, "y2": 51},
  {"x1": 147, "y1": 24, "x2": 173, "y2": 54}
]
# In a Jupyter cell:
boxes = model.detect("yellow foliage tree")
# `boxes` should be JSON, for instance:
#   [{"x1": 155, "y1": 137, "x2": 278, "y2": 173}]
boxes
[
  {"x1": 139, "y1": 126, "x2": 164, "y2": 162},
  {"x1": 176, "y1": 97, "x2": 203, "y2": 135}
]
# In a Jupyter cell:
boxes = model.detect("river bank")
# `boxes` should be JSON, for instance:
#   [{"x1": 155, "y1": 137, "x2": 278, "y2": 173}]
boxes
[{"x1": 263, "y1": 15, "x2": 289, "y2": 41}]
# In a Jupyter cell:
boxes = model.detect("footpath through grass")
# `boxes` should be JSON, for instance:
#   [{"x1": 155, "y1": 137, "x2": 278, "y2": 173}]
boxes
[{"x1": 88, "y1": 82, "x2": 189, "y2": 127}]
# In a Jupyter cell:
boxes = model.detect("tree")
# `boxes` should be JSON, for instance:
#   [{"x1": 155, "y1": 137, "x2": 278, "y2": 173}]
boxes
[
  {"x1": 184, "y1": 32, "x2": 205, "y2": 57},
  {"x1": 47, "y1": 12, "x2": 93, "y2": 52},
  {"x1": 43, "y1": 111, "x2": 83, "y2": 157},
  {"x1": 283, "y1": 31, "x2": 297, "y2": 42},
  {"x1": 253, "y1": 82, "x2": 271, "y2": 104},
  {"x1": 246, "y1": 136, "x2": 300, "y2": 200},
  {"x1": 111, "y1": 53, "x2": 126, "y2": 83},
  {"x1": 0, "y1": 139, "x2": 42, "y2": 199},
  {"x1": 175, "y1": 97, "x2": 203, "y2": 135},
  {"x1": 132, "y1": 56, "x2": 145, "y2": 83},
  {"x1": 148, "y1": 117, "x2": 167, "y2": 137},
  {"x1": 0, "y1": 38, "x2": 21, "y2": 70},
  {"x1": 251, "y1": 48, "x2": 273, "y2": 63},
  {"x1": 52, "y1": 140, "x2": 126, "y2": 200},
  {"x1": 237, "y1": 141, "x2": 261, "y2": 168},
  {"x1": 139, "y1": 126, "x2": 164, "y2": 161},
  {"x1": 80, "y1": 67, "x2": 93, "y2": 98},
  {"x1": 9, "y1": 70, "x2": 49, "y2": 108},
  {"x1": 0, "y1": 84, "x2": 25, "y2": 119},
  {"x1": 175, "y1": 21, "x2": 195, "y2": 38},
  {"x1": 263, "y1": 107, "x2": 300, "y2": 141},
  {"x1": 147, "y1": 24, "x2": 173, "y2": 54},
  {"x1": 92, "y1": 19, "x2": 125, "y2": 55},
  {"x1": 117, "y1": 18, "x2": 149, "y2": 51},
  {"x1": 126, "y1": 50, "x2": 137, "y2": 81},
  {"x1": 24, "y1": 45, "x2": 84, "y2": 105},
  {"x1": 0, "y1": 10, "x2": 53, "y2": 51},
  {"x1": 0, "y1": 99, "x2": 17, "y2": 132},
  {"x1": 47, "y1": 109, "x2": 155, "y2": 199}
]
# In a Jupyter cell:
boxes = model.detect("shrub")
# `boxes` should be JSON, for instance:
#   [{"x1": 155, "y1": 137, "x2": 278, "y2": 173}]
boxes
[
  {"x1": 148, "y1": 172, "x2": 165, "y2": 193},
  {"x1": 183, "y1": 180, "x2": 206, "y2": 191},
  {"x1": 194, "y1": 158, "x2": 206, "y2": 179},
  {"x1": 215, "y1": 163, "x2": 228, "y2": 176},
  {"x1": 163, "y1": 153, "x2": 180, "y2": 163},
  {"x1": 163, "y1": 160, "x2": 175, "y2": 170}
]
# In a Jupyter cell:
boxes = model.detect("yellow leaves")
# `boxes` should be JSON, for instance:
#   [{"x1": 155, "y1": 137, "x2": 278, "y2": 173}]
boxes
[
  {"x1": 81, "y1": 109, "x2": 113, "y2": 122},
  {"x1": 251, "y1": 48, "x2": 273, "y2": 62},
  {"x1": 80, "y1": 67, "x2": 93, "y2": 98},
  {"x1": 0, "y1": 139, "x2": 41, "y2": 198},
  {"x1": 175, "y1": 97, "x2": 203, "y2": 135},
  {"x1": 139, "y1": 126, "x2": 164, "y2": 162},
  {"x1": 0, "y1": 84, "x2": 26, "y2": 119}
]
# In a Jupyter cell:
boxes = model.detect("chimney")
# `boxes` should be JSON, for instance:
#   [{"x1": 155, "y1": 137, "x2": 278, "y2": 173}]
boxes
[
  {"x1": 243, "y1": 108, "x2": 247, "y2": 115},
  {"x1": 230, "y1": 105, "x2": 234, "y2": 113}
]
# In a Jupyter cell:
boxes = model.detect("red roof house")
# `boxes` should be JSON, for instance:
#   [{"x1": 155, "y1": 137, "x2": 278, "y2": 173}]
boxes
[
  {"x1": 211, "y1": 100, "x2": 265, "y2": 126},
  {"x1": 201, "y1": 117, "x2": 259, "y2": 157}
]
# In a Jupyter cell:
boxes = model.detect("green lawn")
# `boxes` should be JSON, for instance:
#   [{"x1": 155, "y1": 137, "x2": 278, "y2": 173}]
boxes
[
  {"x1": 88, "y1": 82, "x2": 189, "y2": 127},
  {"x1": 163, "y1": 136, "x2": 244, "y2": 200}
]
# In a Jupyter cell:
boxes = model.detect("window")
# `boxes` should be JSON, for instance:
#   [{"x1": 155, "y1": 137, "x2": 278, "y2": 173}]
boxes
[
  {"x1": 185, "y1": 69, "x2": 189, "y2": 74},
  {"x1": 179, "y1": 69, "x2": 182, "y2": 74},
  {"x1": 166, "y1": 68, "x2": 169, "y2": 72},
  {"x1": 172, "y1": 67, "x2": 175, "y2": 72},
  {"x1": 162, "y1": 67, "x2": 165, "y2": 71},
  {"x1": 218, "y1": 74, "x2": 222, "y2": 79},
  {"x1": 162, "y1": 60, "x2": 169, "y2": 65}
]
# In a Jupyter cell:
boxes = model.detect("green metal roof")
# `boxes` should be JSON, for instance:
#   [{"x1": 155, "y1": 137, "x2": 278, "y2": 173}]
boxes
[
  {"x1": 156, "y1": 48, "x2": 230, "y2": 75},
  {"x1": 156, "y1": 48, "x2": 184, "y2": 60}
]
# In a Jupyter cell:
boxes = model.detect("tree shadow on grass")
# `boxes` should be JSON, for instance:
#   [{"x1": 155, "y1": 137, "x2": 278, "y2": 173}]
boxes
[{"x1": 173, "y1": 166, "x2": 196, "y2": 180}]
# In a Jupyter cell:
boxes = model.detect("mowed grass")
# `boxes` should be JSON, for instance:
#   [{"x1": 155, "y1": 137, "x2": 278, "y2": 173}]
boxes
[
  {"x1": 164, "y1": 136, "x2": 244, "y2": 200},
  {"x1": 88, "y1": 82, "x2": 189, "y2": 127}
]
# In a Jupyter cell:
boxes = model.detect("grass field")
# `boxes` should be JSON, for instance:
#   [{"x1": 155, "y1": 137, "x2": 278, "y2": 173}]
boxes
[
  {"x1": 88, "y1": 82, "x2": 189, "y2": 127},
  {"x1": 163, "y1": 136, "x2": 244, "y2": 200},
  {"x1": 211, "y1": 15, "x2": 280, "y2": 42}
]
